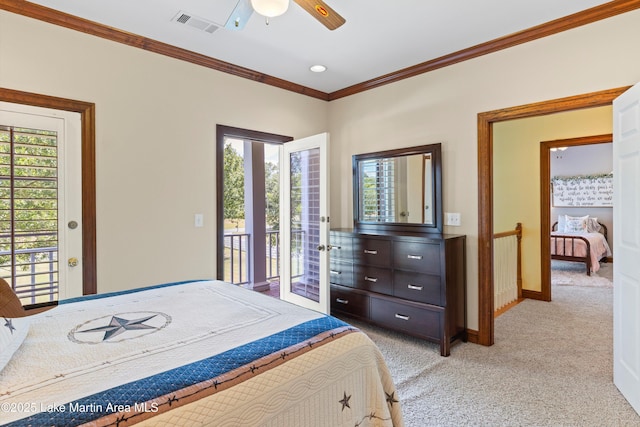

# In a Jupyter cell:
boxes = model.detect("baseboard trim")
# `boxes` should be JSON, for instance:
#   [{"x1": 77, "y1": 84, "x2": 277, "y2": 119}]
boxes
[
  {"x1": 466, "y1": 328, "x2": 480, "y2": 344},
  {"x1": 522, "y1": 289, "x2": 546, "y2": 301}
]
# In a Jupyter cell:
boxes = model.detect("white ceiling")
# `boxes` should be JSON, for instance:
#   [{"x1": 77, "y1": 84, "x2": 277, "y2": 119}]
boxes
[{"x1": 26, "y1": 0, "x2": 611, "y2": 94}]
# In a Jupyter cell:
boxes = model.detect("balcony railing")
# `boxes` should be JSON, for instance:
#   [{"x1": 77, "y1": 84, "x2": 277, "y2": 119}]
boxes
[
  {"x1": 266, "y1": 230, "x2": 280, "y2": 280},
  {"x1": 0, "y1": 245, "x2": 58, "y2": 305},
  {"x1": 224, "y1": 230, "x2": 305, "y2": 286}
]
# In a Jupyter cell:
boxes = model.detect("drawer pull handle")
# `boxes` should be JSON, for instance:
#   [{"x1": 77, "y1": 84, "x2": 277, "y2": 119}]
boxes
[
  {"x1": 395, "y1": 313, "x2": 410, "y2": 321},
  {"x1": 364, "y1": 249, "x2": 378, "y2": 255},
  {"x1": 330, "y1": 270, "x2": 341, "y2": 275},
  {"x1": 407, "y1": 254, "x2": 423, "y2": 260},
  {"x1": 407, "y1": 284, "x2": 423, "y2": 291},
  {"x1": 336, "y1": 298, "x2": 349, "y2": 304},
  {"x1": 364, "y1": 276, "x2": 378, "y2": 283}
]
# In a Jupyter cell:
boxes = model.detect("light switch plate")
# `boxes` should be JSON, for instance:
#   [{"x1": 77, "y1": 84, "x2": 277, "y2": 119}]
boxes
[{"x1": 194, "y1": 213, "x2": 204, "y2": 227}]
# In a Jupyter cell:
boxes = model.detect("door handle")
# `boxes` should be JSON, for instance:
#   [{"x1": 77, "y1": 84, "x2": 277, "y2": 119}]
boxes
[{"x1": 68, "y1": 257, "x2": 79, "y2": 267}]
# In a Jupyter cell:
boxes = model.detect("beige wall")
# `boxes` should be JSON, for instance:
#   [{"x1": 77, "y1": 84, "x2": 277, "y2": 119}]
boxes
[
  {"x1": 0, "y1": 11, "x2": 329, "y2": 292},
  {"x1": 2, "y1": 8, "x2": 640, "y2": 330},
  {"x1": 328, "y1": 10, "x2": 640, "y2": 330},
  {"x1": 493, "y1": 106, "x2": 612, "y2": 292}
]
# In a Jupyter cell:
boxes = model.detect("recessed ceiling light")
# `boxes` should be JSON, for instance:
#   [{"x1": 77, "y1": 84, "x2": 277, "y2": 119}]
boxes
[{"x1": 310, "y1": 64, "x2": 327, "y2": 73}]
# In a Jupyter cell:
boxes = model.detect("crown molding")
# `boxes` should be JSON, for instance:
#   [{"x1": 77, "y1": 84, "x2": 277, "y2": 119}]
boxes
[
  {"x1": 0, "y1": 0, "x2": 330, "y2": 101},
  {"x1": 329, "y1": 0, "x2": 640, "y2": 100},
  {"x1": 2, "y1": 0, "x2": 639, "y2": 101}
]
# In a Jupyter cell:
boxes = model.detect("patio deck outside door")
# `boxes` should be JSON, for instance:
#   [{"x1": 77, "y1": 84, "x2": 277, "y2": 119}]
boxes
[{"x1": 280, "y1": 133, "x2": 330, "y2": 314}]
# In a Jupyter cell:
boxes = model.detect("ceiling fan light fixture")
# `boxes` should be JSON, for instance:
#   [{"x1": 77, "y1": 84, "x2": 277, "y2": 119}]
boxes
[{"x1": 251, "y1": 0, "x2": 289, "y2": 18}]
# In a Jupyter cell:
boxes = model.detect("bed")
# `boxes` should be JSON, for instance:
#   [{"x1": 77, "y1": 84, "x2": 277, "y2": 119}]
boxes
[
  {"x1": 0, "y1": 280, "x2": 403, "y2": 426},
  {"x1": 551, "y1": 215, "x2": 612, "y2": 275}
]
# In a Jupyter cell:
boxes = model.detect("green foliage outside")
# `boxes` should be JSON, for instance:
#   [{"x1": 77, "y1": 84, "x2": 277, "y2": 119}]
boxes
[
  {"x1": 223, "y1": 142, "x2": 245, "y2": 230},
  {"x1": 0, "y1": 127, "x2": 58, "y2": 274},
  {"x1": 223, "y1": 141, "x2": 281, "y2": 233},
  {"x1": 264, "y1": 161, "x2": 279, "y2": 230}
]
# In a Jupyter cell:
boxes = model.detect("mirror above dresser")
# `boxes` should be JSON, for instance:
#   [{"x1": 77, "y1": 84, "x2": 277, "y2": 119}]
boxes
[{"x1": 353, "y1": 143, "x2": 443, "y2": 233}]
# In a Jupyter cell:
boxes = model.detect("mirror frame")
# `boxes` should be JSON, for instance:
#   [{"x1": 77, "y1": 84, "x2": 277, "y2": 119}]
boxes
[{"x1": 353, "y1": 143, "x2": 443, "y2": 234}]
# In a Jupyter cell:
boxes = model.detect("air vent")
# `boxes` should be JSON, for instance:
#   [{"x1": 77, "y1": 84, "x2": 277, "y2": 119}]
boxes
[{"x1": 171, "y1": 11, "x2": 220, "y2": 34}]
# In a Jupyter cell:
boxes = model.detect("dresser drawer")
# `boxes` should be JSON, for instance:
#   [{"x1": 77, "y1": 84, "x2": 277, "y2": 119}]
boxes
[
  {"x1": 393, "y1": 241, "x2": 441, "y2": 274},
  {"x1": 354, "y1": 265, "x2": 392, "y2": 295},
  {"x1": 393, "y1": 270, "x2": 442, "y2": 305},
  {"x1": 370, "y1": 297, "x2": 442, "y2": 341},
  {"x1": 353, "y1": 237, "x2": 392, "y2": 267},
  {"x1": 329, "y1": 260, "x2": 353, "y2": 287},
  {"x1": 329, "y1": 232, "x2": 353, "y2": 261},
  {"x1": 330, "y1": 285, "x2": 369, "y2": 319}
]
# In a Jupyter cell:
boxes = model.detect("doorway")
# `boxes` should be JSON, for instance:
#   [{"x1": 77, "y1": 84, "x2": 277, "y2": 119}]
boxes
[
  {"x1": 0, "y1": 105, "x2": 84, "y2": 303},
  {"x1": 215, "y1": 125, "x2": 292, "y2": 291},
  {"x1": 476, "y1": 86, "x2": 629, "y2": 347},
  {"x1": 541, "y1": 134, "x2": 613, "y2": 300},
  {"x1": 0, "y1": 88, "x2": 96, "y2": 299}
]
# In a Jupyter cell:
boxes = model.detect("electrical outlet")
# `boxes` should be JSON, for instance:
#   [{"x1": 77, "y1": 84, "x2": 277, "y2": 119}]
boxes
[{"x1": 445, "y1": 212, "x2": 461, "y2": 226}]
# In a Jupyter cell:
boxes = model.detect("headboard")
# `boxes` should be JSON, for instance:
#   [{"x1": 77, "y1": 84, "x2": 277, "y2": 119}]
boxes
[{"x1": 552, "y1": 221, "x2": 608, "y2": 242}]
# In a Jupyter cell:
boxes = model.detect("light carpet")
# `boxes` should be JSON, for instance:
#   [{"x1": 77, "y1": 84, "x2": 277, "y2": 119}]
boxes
[
  {"x1": 343, "y1": 263, "x2": 639, "y2": 427},
  {"x1": 551, "y1": 260, "x2": 613, "y2": 288}
]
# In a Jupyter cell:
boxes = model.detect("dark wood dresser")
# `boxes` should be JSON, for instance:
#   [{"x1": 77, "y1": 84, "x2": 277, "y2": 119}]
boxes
[{"x1": 329, "y1": 228, "x2": 466, "y2": 356}]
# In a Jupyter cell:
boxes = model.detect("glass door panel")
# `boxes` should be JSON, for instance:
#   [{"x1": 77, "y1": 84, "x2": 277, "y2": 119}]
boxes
[
  {"x1": 289, "y1": 147, "x2": 320, "y2": 301},
  {"x1": 281, "y1": 133, "x2": 329, "y2": 313}
]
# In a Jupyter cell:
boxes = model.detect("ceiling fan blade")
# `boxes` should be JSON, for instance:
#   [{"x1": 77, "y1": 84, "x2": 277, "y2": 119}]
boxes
[
  {"x1": 293, "y1": 0, "x2": 345, "y2": 30},
  {"x1": 225, "y1": 0, "x2": 254, "y2": 31}
]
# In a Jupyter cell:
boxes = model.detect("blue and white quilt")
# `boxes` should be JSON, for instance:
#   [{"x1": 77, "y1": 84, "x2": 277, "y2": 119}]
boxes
[{"x1": 0, "y1": 280, "x2": 402, "y2": 426}]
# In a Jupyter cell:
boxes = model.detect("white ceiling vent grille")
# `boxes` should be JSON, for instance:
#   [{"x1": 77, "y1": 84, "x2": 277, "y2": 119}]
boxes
[{"x1": 171, "y1": 11, "x2": 220, "y2": 34}]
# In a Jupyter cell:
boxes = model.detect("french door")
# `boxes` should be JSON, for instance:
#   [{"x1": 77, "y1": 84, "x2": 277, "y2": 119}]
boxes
[
  {"x1": 613, "y1": 82, "x2": 640, "y2": 415},
  {"x1": 0, "y1": 102, "x2": 83, "y2": 304},
  {"x1": 280, "y1": 133, "x2": 330, "y2": 314}
]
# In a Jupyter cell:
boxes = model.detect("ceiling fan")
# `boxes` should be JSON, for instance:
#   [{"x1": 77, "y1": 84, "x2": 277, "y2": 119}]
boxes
[{"x1": 225, "y1": 0, "x2": 345, "y2": 31}]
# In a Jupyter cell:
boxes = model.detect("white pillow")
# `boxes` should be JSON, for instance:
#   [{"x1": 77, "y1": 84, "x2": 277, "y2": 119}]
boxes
[
  {"x1": 0, "y1": 316, "x2": 30, "y2": 372},
  {"x1": 586, "y1": 217, "x2": 601, "y2": 233},
  {"x1": 565, "y1": 215, "x2": 589, "y2": 232},
  {"x1": 558, "y1": 214, "x2": 588, "y2": 232},
  {"x1": 557, "y1": 215, "x2": 567, "y2": 232},
  {"x1": 565, "y1": 219, "x2": 584, "y2": 232}
]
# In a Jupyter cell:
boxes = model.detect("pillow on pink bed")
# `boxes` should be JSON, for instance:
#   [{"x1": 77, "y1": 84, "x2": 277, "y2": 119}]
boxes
[
  {"x1": 565, "y1": 217, "x2": 588, "y2": 232},
  {"x1": 559, "y1": 215, "x2": 588, "y2": 232},
  {"x1": 586, "y1": 217, "x2": 601, "y2": 233}
]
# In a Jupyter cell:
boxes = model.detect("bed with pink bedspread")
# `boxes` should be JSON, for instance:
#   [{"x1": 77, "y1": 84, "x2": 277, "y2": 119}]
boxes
[{"x1": 551, "y1": 215, "x2": 611, "y2": 275}]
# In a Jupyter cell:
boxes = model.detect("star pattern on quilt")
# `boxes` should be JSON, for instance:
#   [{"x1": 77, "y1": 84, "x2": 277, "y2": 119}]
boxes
[
  {"x1": 3, "y1": 317, "x2": 16, "y2": 334},
  {"x1": 385, "y1": 391, "x2": 398, "y2": 406},
  {"x1": 339, "y1": 391, "x2": 351, "y2": 411},
  {"x1": 77, "y1": 314, "x2": 158, "y2": 341}
]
